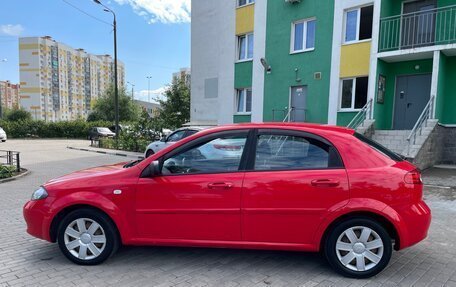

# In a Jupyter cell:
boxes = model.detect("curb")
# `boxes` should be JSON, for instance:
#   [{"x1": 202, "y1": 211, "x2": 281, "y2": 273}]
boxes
[
  {"x1": 0, "y1": 169, "x2": 30, "y2": 184},
  {"x1": 67, "y1": 146, "x2": 144, "y2": 160}
]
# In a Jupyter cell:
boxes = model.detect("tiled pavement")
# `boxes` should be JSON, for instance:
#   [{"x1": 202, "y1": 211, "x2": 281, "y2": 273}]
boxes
[{"x1": 0, "y1": 139, "x2": 455, "y2": 287}]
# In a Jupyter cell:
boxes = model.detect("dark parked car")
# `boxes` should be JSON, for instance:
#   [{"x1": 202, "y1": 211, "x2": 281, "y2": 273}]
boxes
[{"x1": 88, "y1": 127, "x2": 115, "y2": 140}]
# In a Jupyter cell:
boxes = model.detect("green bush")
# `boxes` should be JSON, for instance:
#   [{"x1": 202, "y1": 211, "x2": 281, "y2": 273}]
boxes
[
  {"x1": 0, "y1": 120, "x2": 112, "y2": 139},
  {"x1": 0, "y1": 165, "x2": 16, "y2": 179}
]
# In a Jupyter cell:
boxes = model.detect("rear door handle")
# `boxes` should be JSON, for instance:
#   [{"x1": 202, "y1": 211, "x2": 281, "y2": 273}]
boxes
[
  {"x1": 311, "y1": 179, "x2": 340, "y2": 187},
  {"x1": 207, "y1": 182, "x2": 234, "y2": 190}
]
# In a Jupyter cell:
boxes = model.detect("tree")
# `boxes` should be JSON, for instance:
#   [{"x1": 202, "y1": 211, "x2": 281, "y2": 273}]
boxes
[
  {"x1": 156, "y1": 76, "x2": 190, "y2": 129},
  {"x1": 88, "y1": 85, "x2": 140, "y2": 122},
  {"x1": 4, "y1": 108, "x2": 32, "y2": 122}
]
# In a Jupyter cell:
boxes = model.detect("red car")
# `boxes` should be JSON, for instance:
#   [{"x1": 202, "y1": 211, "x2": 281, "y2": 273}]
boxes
[{"x1": 23, "y1": 123, "x2": 431, "y2": 278}]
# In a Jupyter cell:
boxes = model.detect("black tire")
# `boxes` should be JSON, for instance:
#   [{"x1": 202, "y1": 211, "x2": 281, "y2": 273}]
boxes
[
  {"x1": 324, "y1": 217, "x2": 392, "y2": 278},
  {"x1": 145, "y1": 149, "x2": 154, "y2": 158},
  {"x1": 57, "y1": 208, "x2": 119, "y2": 265}
]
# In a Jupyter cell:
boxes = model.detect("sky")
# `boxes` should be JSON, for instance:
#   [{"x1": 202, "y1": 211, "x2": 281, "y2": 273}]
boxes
[{"x1": 0, "y1": 0, "x2": 191, "y2": 102}]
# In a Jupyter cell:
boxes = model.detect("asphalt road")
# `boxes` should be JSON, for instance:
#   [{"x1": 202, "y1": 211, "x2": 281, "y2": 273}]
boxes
[{"x1": 0, "y1": 139, "x2": 455, "y2": 287}]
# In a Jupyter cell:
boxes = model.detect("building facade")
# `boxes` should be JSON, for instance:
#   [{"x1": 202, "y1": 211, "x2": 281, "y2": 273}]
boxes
[
  {"x1": 19, "y1": 36, "x2": 125, "y2": 122},
  {"x1": 191, "y1": 0, "x2": 456, "y2": 166},
  {"x1": 0, "y1": 81, "x2": 20, "y2": 111},
  {"x1": 172, "y1": 67, "x2": 191, "y2": 86}
]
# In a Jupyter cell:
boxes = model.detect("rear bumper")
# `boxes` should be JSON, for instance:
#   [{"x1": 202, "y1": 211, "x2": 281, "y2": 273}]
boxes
[
  {"x1": 23, "y1": 200, "x2": 53, "y2": 242},
  {"x1": 393, "y1": 200, "x2": 431, "y2": 250}
]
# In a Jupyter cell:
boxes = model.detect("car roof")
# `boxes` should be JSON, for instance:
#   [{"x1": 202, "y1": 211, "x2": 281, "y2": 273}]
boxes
[{"x1": 198, "y1": 123, "x2": 354, "y2": 135}]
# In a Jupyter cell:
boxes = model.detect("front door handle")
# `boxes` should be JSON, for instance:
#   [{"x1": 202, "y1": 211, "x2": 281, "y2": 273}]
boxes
[
  {"x1": 207, "y1": 182, "x2": 234, "y2": 190},
  {"x1": 311, "y1": 179, "x2": 340, "y2": 187}
]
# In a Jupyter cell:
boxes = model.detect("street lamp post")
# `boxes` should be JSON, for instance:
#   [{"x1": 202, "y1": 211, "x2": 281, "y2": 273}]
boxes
[
  {"x1": 146, "y1": 76, "x2": 152, "y2": 102},
  {"x1": 93, "y1": 0, "x2": 119, "y2": 141},
  {"x1": 127, "y1": 81, "x2": 135, "y2": 100},
  {"x1": 0, "y1": 59, "x2": 7, "y2": 119}
]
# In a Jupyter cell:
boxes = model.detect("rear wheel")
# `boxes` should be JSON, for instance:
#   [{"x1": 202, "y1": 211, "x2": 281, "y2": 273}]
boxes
[
  {"x1": 324, "y1": 217, "x2": 392, "y2": 278},
  {"x1": 57, "y1": 208, "x2": 119, "y2": 265},
  {"x1": 145, "y1": 149, "x2": 154, "y2": 158}
]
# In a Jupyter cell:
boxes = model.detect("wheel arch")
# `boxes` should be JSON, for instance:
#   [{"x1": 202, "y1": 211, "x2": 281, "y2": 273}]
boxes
[
  {"x1": 319, "y1": 211, "x2": 400, "y2": 252},
  {"x1": 49, "y1": 204, "x2": 121, "y2": 244}
]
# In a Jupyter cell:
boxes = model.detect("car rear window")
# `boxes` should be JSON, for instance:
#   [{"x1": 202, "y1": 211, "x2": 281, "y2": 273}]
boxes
[{"x1": 354, "y1": 133, "x2": 404, "y2": 162}]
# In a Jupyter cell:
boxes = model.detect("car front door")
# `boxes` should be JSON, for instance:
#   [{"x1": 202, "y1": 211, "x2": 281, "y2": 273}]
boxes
[
  {"x1": 135, "y1": 130, "x2": 250, "y2": 241},
  {"x1": 241, "y1": 129, "x2": 349, "y2": 245}
]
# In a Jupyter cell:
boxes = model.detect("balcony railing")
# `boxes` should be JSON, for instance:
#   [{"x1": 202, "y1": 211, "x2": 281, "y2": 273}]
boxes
[{"x1": 379, "y1": 5, "x2": 456, "y2": 52}]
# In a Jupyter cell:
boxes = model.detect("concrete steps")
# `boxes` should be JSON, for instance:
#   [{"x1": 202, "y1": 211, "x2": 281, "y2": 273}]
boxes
[{"x1": 373, "y1": 130, "x2": 411, "y2": 154}]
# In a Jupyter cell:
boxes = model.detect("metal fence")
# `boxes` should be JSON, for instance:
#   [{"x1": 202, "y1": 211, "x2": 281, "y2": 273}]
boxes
[
  {"x1": 379, "y1": 5, "x2": 456, "y2": 52},
  {"x1": 0, "y1": 150, "x2": 21, "y2": 172}
]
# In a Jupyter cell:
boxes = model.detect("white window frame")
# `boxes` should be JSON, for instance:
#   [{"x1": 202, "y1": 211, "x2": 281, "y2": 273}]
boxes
[
  {"x1": 237, "y1": 0, "x2": 254, "y2": 8},
  {"x1": 235, "y1": 88, "x2": 252, "y2": 115},
  {"x1": 339, "y1": 77, "x2": 368, "y2": 111},
  {"x1": 343, "y1": 5, "x2": 373, "y2": 45},
  {"x1": 237, "y1": 33, "x2": 254, "y2": 62},
  {"x1": 290, "y1": 18, "x2": 316, "y2": 54}
]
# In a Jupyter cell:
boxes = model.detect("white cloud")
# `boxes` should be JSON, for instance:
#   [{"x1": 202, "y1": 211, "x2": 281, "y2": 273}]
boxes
[
  {"x1": 0, "y1": 24, "x2": 24, "y2": 36},
  {"x1": 114, "y1": 0, "x2": 190, "y2": 24},
  {"x1": 136, "y1": 87, "x2": 167, "y2": 103}
]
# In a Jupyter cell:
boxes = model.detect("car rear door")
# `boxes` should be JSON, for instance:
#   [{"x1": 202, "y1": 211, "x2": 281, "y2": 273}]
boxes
[
  {"x1": 241, "y1": 129, "x2": 349, "y2": 245},
  {"x1": 135, "y1": 129, "x2": 251, "y2": 241}
]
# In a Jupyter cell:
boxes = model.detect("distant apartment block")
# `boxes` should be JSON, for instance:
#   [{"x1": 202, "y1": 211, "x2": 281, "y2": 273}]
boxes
[
  {"x1": 134, "y1": 99, "x2": 160, "y2": 118},
  {"x1": 172, "y1": 67, "x2": 191, "y2": 86},
  {"x1": 19, "y1": 36, "x2": 125, "y2": 121},
  {"x1": 0, "y1": 81, "x2": 20, "y2": 110}
]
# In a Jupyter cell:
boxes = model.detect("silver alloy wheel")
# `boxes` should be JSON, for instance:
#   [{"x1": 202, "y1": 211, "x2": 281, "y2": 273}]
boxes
[
  {"x1": 335, "y1": 226, "x2": 384, "y2": 272},
  {"x1": 64, "y1": 218, "x2": 107, "y2": 260}
]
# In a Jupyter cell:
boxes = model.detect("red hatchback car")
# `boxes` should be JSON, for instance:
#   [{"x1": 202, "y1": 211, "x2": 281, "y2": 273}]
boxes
[{"x1": 23, "y1": 123, "x2": 431, "y2": 278}]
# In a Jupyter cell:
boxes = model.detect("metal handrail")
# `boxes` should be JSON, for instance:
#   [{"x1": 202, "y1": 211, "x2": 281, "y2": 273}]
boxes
[
  {"x1": 347, "y1": 99, "x2": 373, "y2": 130},
  {"x1": 406, "y1": 96, "x2": 435, "y2": 156}
]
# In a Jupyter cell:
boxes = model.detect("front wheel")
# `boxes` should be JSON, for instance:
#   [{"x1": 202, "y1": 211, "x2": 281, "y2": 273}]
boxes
[
  {"x1": 324, "y1": 217, "x2": 392, "y2": 278},
  {"x1": 57, "y1": 208, "x2": 119, "y2": 265},
  {"x1": 145, "y1": 149, "x2": 154, "y2": 158}
]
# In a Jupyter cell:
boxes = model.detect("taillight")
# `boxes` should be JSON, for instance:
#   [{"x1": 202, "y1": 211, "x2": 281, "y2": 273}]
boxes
[{"x1": 404, "y1": 169, "x2": 422, "y2": 184}]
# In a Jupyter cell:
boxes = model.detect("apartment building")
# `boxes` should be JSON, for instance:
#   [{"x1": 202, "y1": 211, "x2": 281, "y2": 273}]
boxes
[
  {"x1": 19, "y1": 36, "x2": 125, "y2": 122},
  {"x1": 172, "y1": 67, "x2": 191, "y2": 86},
  {"x1": 191, "y1": 0, "x2": 456, "y2": 168},
  {"x1": 0, "y1": 81, "x2": 20, "y2": 110}
]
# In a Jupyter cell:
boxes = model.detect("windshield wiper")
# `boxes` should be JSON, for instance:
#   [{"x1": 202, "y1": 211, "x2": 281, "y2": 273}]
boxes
[{"x1": 123, "y1": 159, "x2": 144, "y2": 168}]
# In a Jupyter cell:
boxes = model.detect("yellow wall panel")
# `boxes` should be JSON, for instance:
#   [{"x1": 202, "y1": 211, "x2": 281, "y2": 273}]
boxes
[
  {"x1": 340, "y1": 41, "x2": 371, "y2": 78},
  {"x1": 19, "y1": 44, "x2": 39, "y2": 50},
  {"x1": 236, "y1": 4, "x2": 254, "y2": 35},
  {"x1": 20, "y1": 88, "x2": 41, "y2": 93}
]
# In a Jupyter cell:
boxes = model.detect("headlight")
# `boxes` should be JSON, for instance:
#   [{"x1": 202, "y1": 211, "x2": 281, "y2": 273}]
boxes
[{"x1": 31, "y1": 187, "x2": 48, "y2": 201}]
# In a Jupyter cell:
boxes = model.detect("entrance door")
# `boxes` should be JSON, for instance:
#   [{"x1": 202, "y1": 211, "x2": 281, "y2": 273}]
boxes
[
  {"x1": 401, "y1": 0, "x2": 437, "y2": 48},
  {"x1": 393, "y1": 74, "x2": 432, "y2": 130},
  {"x1": 290, "y1": 86, "x2": 307, "y2": 122}
]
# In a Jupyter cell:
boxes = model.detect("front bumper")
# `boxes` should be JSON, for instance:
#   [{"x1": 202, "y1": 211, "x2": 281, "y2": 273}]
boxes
[
  {"x1": 23, "y1": 200, "x2": 53, "y2": 242},
  {"x1": 0, "y1": 134, "x2": 6, "y2": 140}
]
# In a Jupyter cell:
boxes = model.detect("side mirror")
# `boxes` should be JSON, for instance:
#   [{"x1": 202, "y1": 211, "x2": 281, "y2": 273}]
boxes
[{"x1": 149, "y1": 160, "x2": 161, "y2": 177}]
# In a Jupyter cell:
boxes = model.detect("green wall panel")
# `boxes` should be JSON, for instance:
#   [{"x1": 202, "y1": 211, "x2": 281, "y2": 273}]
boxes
[
  {"x1": 437, "y1": 55, "x2": 456, "y2": 125},
  {"x1": 374, "y1": 59, "x2": 433, "y2": 130},
  {"x1": 337, "y1": 112, "x2": 358, "y2": 127},
  {"x1": 233, "y1": 115, "x2": 251, "y2": 123},
  {"x1": 234, "y1": 62, "x2": 253, "y2": 89},
  {"x1": 263, "y1": 0, "x2": 334, "y2": 124}
]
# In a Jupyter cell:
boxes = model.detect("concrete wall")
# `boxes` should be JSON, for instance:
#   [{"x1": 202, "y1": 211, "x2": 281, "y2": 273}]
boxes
[
  {"x1": 190, "y1": 0, "x2": 236, "y2": 125},
  {"x1": 413, "y1": 125, "x2": 456, "y2": 169}
]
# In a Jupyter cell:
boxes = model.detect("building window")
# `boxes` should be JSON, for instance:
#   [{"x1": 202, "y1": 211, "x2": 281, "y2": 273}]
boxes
[
  {"x1": 291, "y1": 18, "x2": 316, "y2": 53},
  {"x1": 236, "y1": 88, "x2": 252, "y2": 113},
  {"x1": 340, "y1": 77, "x2": 368, "y2": 110},
  {"x1": 238, "y1": 0, "x2": 254, "y2": 7},
  {"x1": 238, "y1": 33, "x2": 254, "y2": 61},
  {"x1": 344, "y1": 5, "x2": 373, "y2": 43}
]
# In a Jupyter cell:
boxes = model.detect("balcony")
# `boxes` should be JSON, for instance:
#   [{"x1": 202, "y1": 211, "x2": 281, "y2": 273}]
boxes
[{"x1": 379, "y1": 5, "x2": 456, "y2": 53}]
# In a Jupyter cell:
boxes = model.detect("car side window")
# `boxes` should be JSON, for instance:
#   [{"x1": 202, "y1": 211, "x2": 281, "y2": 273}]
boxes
[
  {"x1": 184, "y1": 129, "x2": 198, "y2": 138},
  {"x1": 162, "y1": 134, "x2": 247, "y2": 175},
  {"x1": 254, "y1": 133, "x2": 338, "y2": 171},
  {"x1": 166, "y1": 130, "x2": 186, "y2": 142}
]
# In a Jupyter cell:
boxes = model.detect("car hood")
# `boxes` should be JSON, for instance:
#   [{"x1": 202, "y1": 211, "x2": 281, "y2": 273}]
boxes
[{"x1": 44, "y1": 162, "x2": 127, "y2": 186}]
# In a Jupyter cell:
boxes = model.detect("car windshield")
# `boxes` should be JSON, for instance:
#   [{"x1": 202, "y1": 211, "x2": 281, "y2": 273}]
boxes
[{"x1": 97, "y1": 128, "x2": 112, "y2": 133}]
